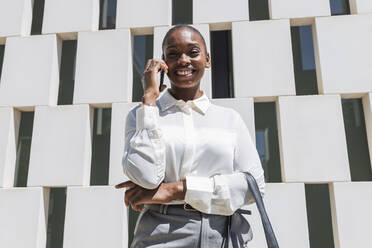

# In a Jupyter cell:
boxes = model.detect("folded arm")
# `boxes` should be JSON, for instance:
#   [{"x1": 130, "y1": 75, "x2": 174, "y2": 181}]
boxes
[{"x1": 122, "y1": 104, "x2": 166, "y2": 189}]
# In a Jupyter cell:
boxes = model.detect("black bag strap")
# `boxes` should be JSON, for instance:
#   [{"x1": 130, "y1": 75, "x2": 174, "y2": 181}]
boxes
[{"x1": 243, "y1": 172, "x2": 279, "y2": 248}]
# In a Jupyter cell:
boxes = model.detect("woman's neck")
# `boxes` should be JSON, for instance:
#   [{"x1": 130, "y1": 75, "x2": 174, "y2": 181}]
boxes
[{"x1": 168, "y1": 86, "x2": 203, "y2": 102}]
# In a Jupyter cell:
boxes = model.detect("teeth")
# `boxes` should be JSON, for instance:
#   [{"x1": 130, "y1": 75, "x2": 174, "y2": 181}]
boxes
[{"x1": 177, "y1": 70, "x2": 192, "y2": 76}]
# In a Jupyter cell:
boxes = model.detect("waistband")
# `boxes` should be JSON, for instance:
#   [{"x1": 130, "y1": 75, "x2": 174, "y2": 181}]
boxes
[{"x1": 144, "y1": 203, "x2": 198, "y2": 215}]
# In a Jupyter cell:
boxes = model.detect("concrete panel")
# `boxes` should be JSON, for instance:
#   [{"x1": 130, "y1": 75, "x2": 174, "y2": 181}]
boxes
[
  {"x1": 277, "y1": 95, "x2": 351, "y2": 182},
  {"x1": 0, "y1": 0, "x2": 33, "y2": 38},
  {"x1": 232, "y1": 20, "x2": 295, "y2": 99},
  {"x1": 0, "y1": 187, "x2": 47, "y2": 248},
  {"x1": 42, "y1": 0, "x2": 99, "y2": 36},
  {"x1": 314, "y1": 14, "x2": 372, "y2": 95},
  {"x1": 0, "y1": 108, "x2": 20, "y2": 188},
  {"x1": 193, "y1": 0, "x2": 249, "y2": 26},
  {"x1": 109, "y1": 102, "x2": 139, "y2": 185},
  {"x1": 63, "y1": 186, "x2": 128, "y2": 248},
  {"x1": 153, "y1": 24, "x2": 212, "y2": 98},
  {"x1": 28, "y1": 105, "x2": 92, "y2": 186},
  {"x1": 246, "y1": 183, "x2": 310, "y2": 247},
  {"x1": 0, "y1": 35, "x2": 60, "y2": 109},
  {"x1": 116, "y1": 0, "x2": 171, "y2": 30},
  {"x1": 330, "y1": 182, "x2": 372, "y2": 248},
  {"x1": 350, "y1": 0, "x2": 372, "y2": 14},
  {"x1": 73, "y1": 29, "x2": 132, "y2": 106},
  {"x1": 270, "y1": 0, "x2": 330, "y2": 24},
  {"x1": 362, "y1": 93, "x2": 372, "y2": 168},
  {"x1": 211, "y1": 98, "x2": 256, "y2": 144}
]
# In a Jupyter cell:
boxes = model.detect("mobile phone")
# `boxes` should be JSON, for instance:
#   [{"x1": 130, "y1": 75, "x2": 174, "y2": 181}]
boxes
[
  {"x1": 159, "y1": 54, "x2": 165, "y2": 91},
  {"x1": 159, "y1": 70, "x2": 164, "y2": 91}
]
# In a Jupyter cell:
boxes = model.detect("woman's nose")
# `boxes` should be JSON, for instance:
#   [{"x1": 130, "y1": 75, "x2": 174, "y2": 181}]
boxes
[{"x1": 178, "y1": 53, "x2": 191, "y2": 65}]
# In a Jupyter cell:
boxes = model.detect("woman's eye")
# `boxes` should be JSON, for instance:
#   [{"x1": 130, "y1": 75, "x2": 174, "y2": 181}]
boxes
[{"x1": 190, "y1": 49, "x2": 200, "y2": 56}]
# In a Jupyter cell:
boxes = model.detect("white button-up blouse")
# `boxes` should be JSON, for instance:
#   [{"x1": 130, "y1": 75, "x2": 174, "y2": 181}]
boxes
[{"x1": 122, "y1": 89, "x2": 265, "y2": 216}]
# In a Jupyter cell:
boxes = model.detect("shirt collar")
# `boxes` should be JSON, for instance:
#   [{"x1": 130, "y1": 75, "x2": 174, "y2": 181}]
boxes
[{"x1": 158, "y1": 89, "x2": 210, "y2": 115}]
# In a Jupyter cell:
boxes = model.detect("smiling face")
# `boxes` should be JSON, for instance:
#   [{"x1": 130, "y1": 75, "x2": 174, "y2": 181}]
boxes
[{"x1": 162, "y1": 28, "x2": 210, "y2": 90}]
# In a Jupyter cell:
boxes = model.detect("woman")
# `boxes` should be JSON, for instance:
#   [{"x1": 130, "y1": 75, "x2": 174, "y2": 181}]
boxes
[{"x1": 116, "y1": 24, "x2": 265, "y2": 248}]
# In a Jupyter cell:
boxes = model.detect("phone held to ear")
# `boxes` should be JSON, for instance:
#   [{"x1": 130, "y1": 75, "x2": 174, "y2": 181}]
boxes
[
  {"x1": 159, "y1": 69, "x2": 164, "y2": 92},
  {"x1": 159, "y1": 54, "x2": 165, "y2": 91}
]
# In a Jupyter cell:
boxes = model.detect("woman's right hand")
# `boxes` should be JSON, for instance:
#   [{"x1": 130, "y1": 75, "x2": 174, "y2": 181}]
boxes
[{"x1": 141, "y1": 59, "x2": 168, "y2": 106}]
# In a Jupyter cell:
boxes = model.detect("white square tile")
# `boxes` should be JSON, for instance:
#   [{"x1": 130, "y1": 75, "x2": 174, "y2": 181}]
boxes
[
  {"x1": 277, "y1": 95, "x2": 351, "y2": 182},
  {"x1": 193, "y1": 0, "x2": 249, "y2": 25},
  {"x1": 116, "y1": 0, "x2": 171, "y2": 29},
  {"x1": 350, "y1": 0, "x2": 372, "y2": 14},
  {"x1": 63, "y1": 186, "x2": 128, "y2": 248},
  {"x1": 0, "y1": 187, "x2": 47, "y2": 248},
  {"x1": 0, "y1": 0, "x2": 33, "y2": 38},
  {"x1": 28, "y1": 105, "x2": 92, "y2": 186},
  {"x1": 0, "y1": 35, "x2": 60, "y2": 109},
  {"x1": 154, "y1": 25, "x2": 212, "y2": 98},
  {"x1": 246, "y1": 183, "x2": 310, "y2": 247},
  {"x1": 0, "y1": 108, "x2": 20, "y2": 187},
  {"x1": 330, "y1": 182, "x2": 372, "y2": 248},
  {"x1": 73, "y1": 29, "x2": 132, "y2": 105},
  {"x1": 232, "y1": 20, "x2": 295, "y2": 99},
  {"x1": 314, "y1": 14, "x2": 372, "y2": 95},
  {"x1": 270, "y1": 0, "x2": 330, "y2": 22},
  {"x1": 42, "y1": 0, "x2": 99, "y2": 35}
]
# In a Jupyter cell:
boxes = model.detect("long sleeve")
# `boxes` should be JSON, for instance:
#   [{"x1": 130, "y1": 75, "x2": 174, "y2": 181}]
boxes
[
  {"x1": 122, "y1": 104, "x2": 166, "y2": 189},
  {"x1": 184, "y1": 112, "x2": 265, "y2": 215}
]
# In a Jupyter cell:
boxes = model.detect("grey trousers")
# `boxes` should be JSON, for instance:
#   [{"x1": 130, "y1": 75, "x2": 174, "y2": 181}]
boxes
[{"x1": 130, "y1": 204, "x2": 251, "y2": 248}]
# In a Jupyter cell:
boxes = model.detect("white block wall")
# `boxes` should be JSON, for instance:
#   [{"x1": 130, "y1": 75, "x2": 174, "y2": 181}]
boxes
[
  {"x1": 73, "y1": 29, "x2": 132, "y2": 105},
  {"x1": 0, "y1": 35, "x2": 60, "y2": 109},
  {"x1": 0, "y1": 0, "x2": 33, "y2": 38},
  {"x1": 0, "y1": 1, "x2": 371, "y2": 248},
  {"x1": 232, "y1": 19, "x2": 295, "y2": 100},
  {"x1": 63, "y1": 186, "x2": 128, "y2": 248},
  {"x1": 0, "y1": 187, "x2": 48, "y2": 248},
  {"x1": 42, "y1": 0, "x2": 99, "y2": 36},
  {"x1": 28, "y1": 105, "x2": 93, "y2": 187}
]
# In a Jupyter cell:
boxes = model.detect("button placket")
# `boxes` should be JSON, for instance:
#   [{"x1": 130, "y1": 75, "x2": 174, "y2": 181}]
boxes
[{"x1": 179, "y1": 105, "x2": 196, "y2": 179}]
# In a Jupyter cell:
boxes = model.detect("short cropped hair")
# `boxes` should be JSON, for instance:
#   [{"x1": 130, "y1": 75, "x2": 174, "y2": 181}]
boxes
[{"x1": 161, "y1": 24, "x2": 208, "y2": 56}]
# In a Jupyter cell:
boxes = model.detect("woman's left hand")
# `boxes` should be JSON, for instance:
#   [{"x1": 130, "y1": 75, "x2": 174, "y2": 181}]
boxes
[{"x1": 115, "y1": 181, "x2": 186, "y2": 211}]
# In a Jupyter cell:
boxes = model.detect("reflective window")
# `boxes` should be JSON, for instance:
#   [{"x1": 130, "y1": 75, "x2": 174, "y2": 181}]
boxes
[
  {"x1": 330, "y1": 0, "x2": 350, "y2": 15},
  {"x1": 133, "y1": 35, "x2": 154, "y2": 102},
  {"x1": 14, "y1": 112, "x2": 34, "y2": 187},
  {"x1": 90, "y1": 108, "x2": 112, "y2": 185},
  {"x1": 46, "y1": 188, "x2": 67, "y2": 248},
  {"x1": 305, "y1": 184, "x2": 335, "y2": 248},
  {"x1": 58, "y1": 40, "x2": 77, "y2": 105},
  {"x1": 249, "y1": 0, "x2": 270, "y2": 21},
  {"x1": 99, "y1": 0, "x2": 117, "y2": 30},
  {"x1": 291, "y1": 26, "x2": 318, "y2": 96},
  {"x1": 172, "y1": 0, "x2": 193, "y2": 25},
  {"x1": 210, "y1": 30, "x2": 234, "y2": 98},
  {"x1": 254, "y1": 102, "x2": 282, "y2": 182},
  {"x1": 342, "y1": 99, "x2": 372, "y2": 181},
  {"x1": 31, "y1": 0, "x2": 45, "y2": 35},
  {"x1": 0, "y1": 44, "x2": 4, "y2": 80}
]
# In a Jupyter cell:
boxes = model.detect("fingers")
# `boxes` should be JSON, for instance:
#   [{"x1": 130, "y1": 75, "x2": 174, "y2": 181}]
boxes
[
  {"x1": 124, "y1": 186, "x2": 139, "y2": 206},
  {"x1": 144, "y1": 59, "x2": 168, "y2": 74},
  {"x1": 115, "y1": 181, "x2": 136, "y2": 189},
  {"x1": 129, "y1": 190, "x2": 145, "y2": 211}
]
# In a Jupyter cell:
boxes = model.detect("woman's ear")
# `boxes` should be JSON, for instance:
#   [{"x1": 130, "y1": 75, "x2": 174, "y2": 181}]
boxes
[{"x1": 205, "y1": 53, "x2": 211, "y2": 68}]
